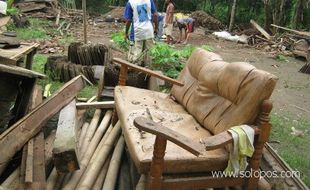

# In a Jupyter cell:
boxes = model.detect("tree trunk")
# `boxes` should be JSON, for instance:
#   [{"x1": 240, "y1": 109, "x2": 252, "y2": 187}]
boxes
[
  {"x1": 263, "y1": 0, "x2": 273, "y2": 34},
  {"x1": 292, "y1": 0, "x2": 304, "y2": 29},
  {"x1": 228, "y1": 0, "x2": 237, "y2": 32}
]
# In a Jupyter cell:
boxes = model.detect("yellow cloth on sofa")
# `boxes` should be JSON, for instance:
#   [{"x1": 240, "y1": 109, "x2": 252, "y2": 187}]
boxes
[{"x1": 224, "y1": 125, "x2": 255, "y2": 175}]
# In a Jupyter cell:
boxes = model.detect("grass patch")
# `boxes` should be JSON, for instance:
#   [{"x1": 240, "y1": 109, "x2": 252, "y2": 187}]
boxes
[
  {"x1": 270, "y1": 113, "x2": 310, "y2": 186},
  {"x1": 7, "y1": 18, "x2": 53, "y2": 40}
]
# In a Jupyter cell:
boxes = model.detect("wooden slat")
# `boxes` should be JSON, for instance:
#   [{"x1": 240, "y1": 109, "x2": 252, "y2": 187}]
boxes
[
  {"x1": 32, "y1": 132, "x2": 46, "y2": 189},
  {"x1": 53, "y1": 99, "x2": 80, "y2": 173},
  {"x1": 76, "y1": 101, "x2": 115, "y2": 109},
  {"x1": 133, "y1": 117, "x2": 204, "y2": 156},
  {"x1": 0, "y1": 75, "x2": 86, "y2": 174},
  {"x1": 0, "y1": 64, "x2": 46, "y2": 79},
  {"x1": 113, "y1": 58, "x2": 184, "y2": 87}
]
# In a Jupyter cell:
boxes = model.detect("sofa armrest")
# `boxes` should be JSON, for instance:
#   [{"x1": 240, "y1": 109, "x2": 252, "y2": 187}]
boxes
[
  {"x1": 134, "y1": 117, "x2": 204, "y2": 156},
  {"x1": 201, "y1": 126, "x2": 260, "y2": 151},
  {"x1": 113, "y1": 58, "x2": 184, "y2": 87}
]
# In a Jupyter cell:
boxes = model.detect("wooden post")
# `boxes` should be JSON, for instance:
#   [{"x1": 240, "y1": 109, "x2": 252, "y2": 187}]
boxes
[
  {"x1": 247, "y1": 100, "x2": 273, "y2": 190},
  {"x1": 102, "y1": 136, "x2": 125, "y2": 190},
  {"x1": 53, "y1": 99, "x2": 80, "y2": 173},
  {"x1": 149, "y1": 136, "x2": 167, "y2": 190},
  {"x1": 82, "y1": 0, "x2": 87, "y2": 44}
]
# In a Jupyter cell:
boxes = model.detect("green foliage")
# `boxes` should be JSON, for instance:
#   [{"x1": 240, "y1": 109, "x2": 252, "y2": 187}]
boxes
[
  {"x1": 6, "y1": 7, "x2": 19, "y2": 15},
  {"x1": 149, "y1": 42, "x2": 213, "y2": 78},
  {"x1": 111, "y1": 32, "x2": 129, "y2": 51},
  {"x1": 275, "y1": 54, "x2": 288, "y2": 62}
]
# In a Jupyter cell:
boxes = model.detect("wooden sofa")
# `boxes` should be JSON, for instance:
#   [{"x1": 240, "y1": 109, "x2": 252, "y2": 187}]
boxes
[{"x1": 113, "y1": 48, "x2": 278, "y2": 190}]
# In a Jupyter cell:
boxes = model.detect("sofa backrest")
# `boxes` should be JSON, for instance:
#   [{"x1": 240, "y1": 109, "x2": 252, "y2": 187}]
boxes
[{"x1": 171, "y1": 48, "x2": 278, "y2": 135}]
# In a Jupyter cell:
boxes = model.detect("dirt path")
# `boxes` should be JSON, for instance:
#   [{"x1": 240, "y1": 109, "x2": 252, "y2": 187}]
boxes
[{"x1": 74, "y1": 22, "x2": 310, "y2": 121}]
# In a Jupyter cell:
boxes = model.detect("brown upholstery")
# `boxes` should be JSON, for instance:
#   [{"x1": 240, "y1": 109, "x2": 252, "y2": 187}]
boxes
[
  {"x1": 114, "y1": 49, "x2": 278, "y2": 174},
  {"x1": 115, "y1": 86, "x2": 228, "y2": 174},
  {"x1": 171, "y1": 49, "x2": 278, "y2": 134}
]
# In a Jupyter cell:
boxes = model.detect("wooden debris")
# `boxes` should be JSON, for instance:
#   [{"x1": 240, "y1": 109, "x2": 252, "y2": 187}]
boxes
[
  {"x1": 53, "y1": 99, "x2": 80, "y2": 173},
  {"x1": 76, "y1": 101, "x2": 115, "y2": 110},
  {"x1": 102, "y1": 136, "x2": 125, "y2": 190},
  {"x1": 0, "y1": 75, "x2": 86, "y2": 175},
  {"x1": 250, "y1": 19, "x2": 271, "y2": 40}
]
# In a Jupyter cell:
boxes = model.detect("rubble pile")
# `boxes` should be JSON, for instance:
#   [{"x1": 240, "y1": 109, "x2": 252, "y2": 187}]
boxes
[{"x1": 191, "y1": 10, "x2": 224, "y2": 31}]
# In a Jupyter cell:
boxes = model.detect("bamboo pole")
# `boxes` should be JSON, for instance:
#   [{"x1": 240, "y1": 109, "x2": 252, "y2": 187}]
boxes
[
  {"x1": 136, "y1": 174, "x2": 147, "y2": 190},
  {"x1": 79, "y1": 122, "x2": 89, "y2": 152},
  {"x1": 1, "y1": 167, "x2": 20, "y2": 187},
  {"x1": 46, "y1": 168, "x2": 57, "y2": 190},
  {"x1": 92, "y1": 156, "x2": 112, "y2": 190},
  {"x1": 80, "y1": 109, "x2": 102, "y2": 155},
  {"x1": 76, "y1": 123, "x2": 122, "y2": 190},
  {"x1": 63, "y1": 111, "x2": 113, "y2": 190},
  {"x1": 102, "y1": 136, "x2": 125, "y2": 190}
]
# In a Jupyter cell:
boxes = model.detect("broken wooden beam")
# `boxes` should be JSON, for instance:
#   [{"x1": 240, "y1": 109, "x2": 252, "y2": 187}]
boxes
[
  {"x1": 250, "y1": 19, "x2": 272, "y2": 40},
  {"x1": 0, "y1": 75, "x2": 86, "y2": 175},
  {"x1": 76, "y1": 101, "x2": 115, "y2": 110},
  {"x1": 53, "y1": 99, "x2": 80, "y2": 173}
]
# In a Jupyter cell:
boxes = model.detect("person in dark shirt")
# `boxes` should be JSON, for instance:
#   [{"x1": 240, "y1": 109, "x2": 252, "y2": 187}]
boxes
[{"x1": 176, "y1": 17, "x2": 195, "y2": 44}]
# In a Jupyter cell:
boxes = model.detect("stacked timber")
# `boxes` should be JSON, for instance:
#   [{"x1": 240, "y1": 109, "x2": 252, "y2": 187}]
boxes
[
  {"x1": 44, "y1": 43, "x2": 109, "y2": 83},
  {"x1": 0, "y1": 76, "x2": 124, "y2": 189}
]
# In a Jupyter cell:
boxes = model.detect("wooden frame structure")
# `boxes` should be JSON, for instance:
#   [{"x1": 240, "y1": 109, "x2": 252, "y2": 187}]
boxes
[{"x1": 112, "y1": 58, "x2": 273, "y2": 190}]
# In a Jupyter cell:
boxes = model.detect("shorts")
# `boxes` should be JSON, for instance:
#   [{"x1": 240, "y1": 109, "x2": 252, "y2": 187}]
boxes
[
  {"x1": 164, "y1": 23, "x2": 173, "y2": 36},
  {"x1": 187, "y1": 22, "x2": 194, "y2": 33}
]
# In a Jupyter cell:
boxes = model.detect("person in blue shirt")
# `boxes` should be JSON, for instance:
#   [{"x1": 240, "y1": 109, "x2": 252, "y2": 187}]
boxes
[{"x1": 123, "y1": 0, "x2": 158, "y2": 64}]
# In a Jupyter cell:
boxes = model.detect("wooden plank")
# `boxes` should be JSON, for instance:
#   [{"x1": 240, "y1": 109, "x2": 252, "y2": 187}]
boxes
[
  {"x1": 113, "y1": 58, "x2": 184, "y2": 87},
  {"x1": 0, "y1": 64, "x2": 46, "y2": 79},
  {"x1": 76, "y1": 101, "x2": 115, "y2": 109},
  {"x1": 32, "y1": 132, "x2": 46, "y2": 189},
  {"x1": 25, "y1": 139, "x2": 34, "y2": 184},
  {"x1": 133, "y1": 117, "x2": 204, "y2": 156},
  {"x1": 250, "y1": 19, "x2": 271, "y2": 40},
  {"x1": 0, "y1": 76, "x2": 86, "y2": 175},
  {"x1": 0, "y1": 43, "x2": 39, "y2": 61},
  {"x1": 53, "y1": 99, "x2": 80, "y2": 173}
]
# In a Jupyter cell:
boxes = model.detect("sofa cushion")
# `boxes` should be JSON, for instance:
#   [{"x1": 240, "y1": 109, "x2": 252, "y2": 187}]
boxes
[
  {"x1": 171, "y1": 49, "x2": 278, "y2": 134},
  {"x1": 115, "y1": 86, "x2": 229, "y2": 174}
]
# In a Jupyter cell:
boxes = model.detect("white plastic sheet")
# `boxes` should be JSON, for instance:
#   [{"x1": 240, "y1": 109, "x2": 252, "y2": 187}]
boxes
[{"x1": 0, "y1": 1, "x2": 7, "y2": 15}]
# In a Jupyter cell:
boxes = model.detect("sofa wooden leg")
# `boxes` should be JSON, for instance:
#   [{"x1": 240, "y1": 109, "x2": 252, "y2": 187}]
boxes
[
  {"x1": 148, "y1": 136, "x2": 167, "y2": 190},
  {"x1": 247, "y1": 100, "x2": 273, "y2": 190}
]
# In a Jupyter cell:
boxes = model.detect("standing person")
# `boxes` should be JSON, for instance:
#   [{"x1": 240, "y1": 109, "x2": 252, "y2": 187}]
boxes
[
  {"x1": 124, "y1": 0, "x2": 158, "y2": 64},
  {"x1": 176, "y1": 17, "x2": 195, "y2": 44},
  {"x1": 164, "y1": 0, "x2": 174, "y2": 44}
]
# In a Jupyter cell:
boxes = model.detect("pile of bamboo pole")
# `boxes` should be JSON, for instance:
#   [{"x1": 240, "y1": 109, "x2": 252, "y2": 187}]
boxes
[{"x1": 47, "y1": 109, "x2": 124, "y2": 190}]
